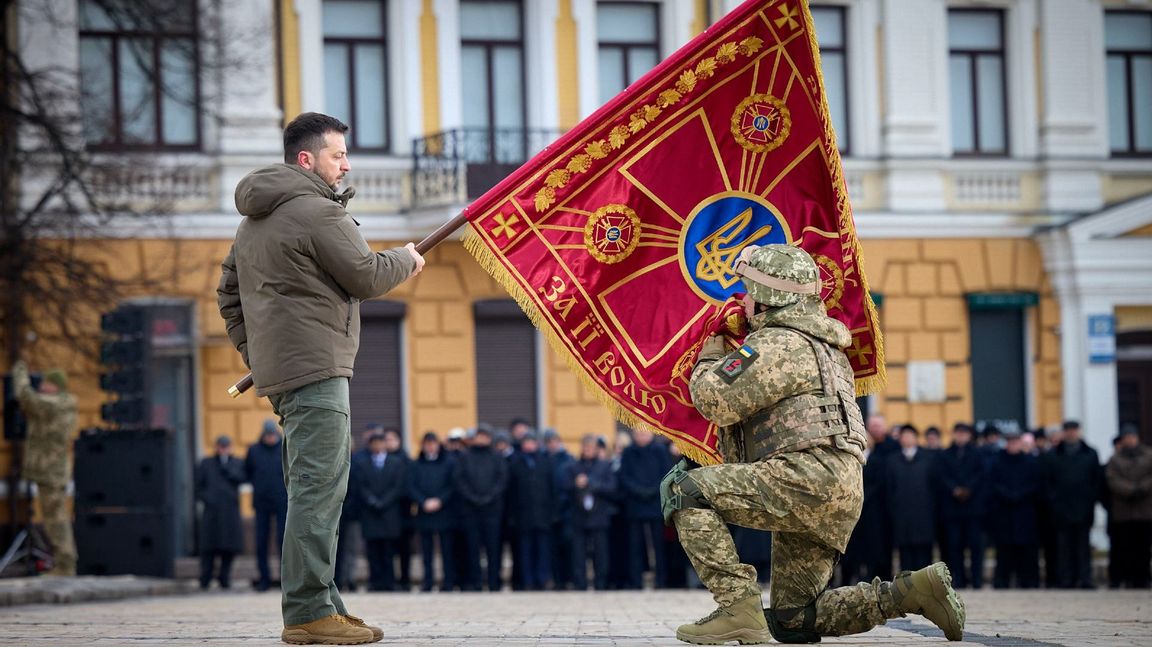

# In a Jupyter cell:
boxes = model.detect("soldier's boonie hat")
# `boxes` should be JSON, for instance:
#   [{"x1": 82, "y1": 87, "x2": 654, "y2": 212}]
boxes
[
  {"x1": 734, "y1": 244, "x2": 819, "y2": 307},
  {"x1": 44, "y1": 369, "x2": 67, "y2": 391}
]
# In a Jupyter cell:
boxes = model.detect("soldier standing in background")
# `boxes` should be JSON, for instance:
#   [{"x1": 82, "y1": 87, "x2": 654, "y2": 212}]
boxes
[
  {"x1": 12, "y1": 360, "x2": 78, "y2": 576},
  {"x1": 662, "y1": 245, "x2": 965, "y2": 645}
]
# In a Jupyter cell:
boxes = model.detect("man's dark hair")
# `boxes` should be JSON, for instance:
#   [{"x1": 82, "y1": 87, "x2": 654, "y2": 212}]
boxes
[
  {"x1": 283, "y1": 112, "x2": 348, "y2": 164},
  {"x1": 899, "y1": 424, "x2": 919, "y2": 437}
]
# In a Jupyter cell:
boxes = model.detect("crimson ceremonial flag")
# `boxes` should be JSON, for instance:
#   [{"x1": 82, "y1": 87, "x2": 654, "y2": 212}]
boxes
[{"x1": 463, "y1": 0, "x2": 884, "y2": 464}]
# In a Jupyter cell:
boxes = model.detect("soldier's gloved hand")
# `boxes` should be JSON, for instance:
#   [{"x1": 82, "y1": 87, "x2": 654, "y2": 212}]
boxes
[
  {"x1": 660, "y1": 459, "x2": 689, "y2": 526},
  {"x1": 699, "y1": 335, "x2": 726, "y2": 361}
]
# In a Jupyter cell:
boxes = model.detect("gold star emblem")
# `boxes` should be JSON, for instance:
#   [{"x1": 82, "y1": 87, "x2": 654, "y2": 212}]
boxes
[
  {"x1": 491, "y1": 213, "x2": 520, "y2": 239},
  {"x1": 774, "y1": 4, "x2": 800, "y2": 31},
  {"x1": 846, "y1": 337, "x2": 873, "y2": 366}
]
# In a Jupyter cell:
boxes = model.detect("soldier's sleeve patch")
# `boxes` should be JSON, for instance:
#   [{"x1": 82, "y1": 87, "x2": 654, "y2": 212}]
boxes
[{"x1": 713, "y1": 345, "x2": 759, "y2": 383}]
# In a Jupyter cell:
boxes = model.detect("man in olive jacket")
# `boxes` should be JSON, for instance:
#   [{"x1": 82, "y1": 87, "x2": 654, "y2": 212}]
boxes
[{"x1": 218, "y1": 112, "x2": 423, "y2": 645}]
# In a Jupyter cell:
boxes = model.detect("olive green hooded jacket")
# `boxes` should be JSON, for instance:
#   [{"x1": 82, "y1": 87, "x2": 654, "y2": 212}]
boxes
[{"x1": 217, "y1": 164, "x2": 414, "y2": 396}]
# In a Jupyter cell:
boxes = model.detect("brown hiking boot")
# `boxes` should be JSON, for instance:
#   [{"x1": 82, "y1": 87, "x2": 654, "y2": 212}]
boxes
[
  {"x1": 342, "y1": 614, "x2": 382, "y2": 642},
  {"x1": 892, "y1": 562, "x2": 965, "y2": 641},
  {"x1": 676, "y1": 595, "x2": 772, "y2": 645},
  {"x1": 281, "y1": 614, "x2": 375, "y2": 645}
]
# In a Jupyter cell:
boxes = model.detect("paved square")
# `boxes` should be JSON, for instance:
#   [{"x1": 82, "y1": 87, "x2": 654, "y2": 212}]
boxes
[{"x1": 0, "y1": 588, "x2": 1148, "y2": 646}]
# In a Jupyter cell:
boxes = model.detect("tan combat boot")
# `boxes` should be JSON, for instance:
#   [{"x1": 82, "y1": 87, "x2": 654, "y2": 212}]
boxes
[
  {"x1": 341, "y1": 614, "x2": 383, "y2": 642},
  {"x1": 891, "y1": 562, "x2": 965, "y2": 641},
  {"x1": 281, "y1": 614, "x2": 375, "y2": 645},
  {"x1": 676, "y1": 594, "x2": 772, "y2": 645}
]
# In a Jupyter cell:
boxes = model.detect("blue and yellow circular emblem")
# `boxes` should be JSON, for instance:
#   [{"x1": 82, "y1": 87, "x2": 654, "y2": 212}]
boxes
[{"x1": 679, "y1": 192, "x2": 791, "y2": 303}]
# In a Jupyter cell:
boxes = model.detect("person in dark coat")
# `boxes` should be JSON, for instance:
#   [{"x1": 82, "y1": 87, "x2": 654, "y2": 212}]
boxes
[
  {"x1": 454, "y1": 427, "x2": 508, "y2": 591},
  {"x1": 383, "y1": 428, "x2": 415, "y2": 590},
  {"x1": 618, "y1": 428, "x2": 670, "y2": 589},
  {"x1": 841, "y1": 414, "x2": 898, "y2": 584},
  {"x1": 336, "y1": 424, "x2": 382, "y2": 591},
  {"x1": 885, "y1": 425, "x2": 936, "y2": 571},
  {"x1": 1104, "y1": 426, "x2": 1152, "y2": 589},
  {"x1": 245, "y1": 420, "x2": 289, "y2": 591},
  {"x1": 356, "y1": 432, "x2": 408, "y2": 591},
  {"x1": 987, "y1": 431, "x2": 1040, "y2": 588},
  {"x1": 409, "y1": 431, "x2": 457, "y2": 592},
  {"x1": 1040, "y1": 420, "x2": 1102, "y2": 589},
  {"x1": 567, "y1": 434, "x2": 617, "y2": 590},
  {"x1": 196, "y1": 435, "x2": 245, "y2": 589},
  {"x1": 544, "y1": 429, "x2": 576, "y2": 589},
  {"x1": 936, "y1": 423, "x2": 986, "y2": 589},
  {"x1": 508, "y1": 432, "x2": 554, "y2": 590}
]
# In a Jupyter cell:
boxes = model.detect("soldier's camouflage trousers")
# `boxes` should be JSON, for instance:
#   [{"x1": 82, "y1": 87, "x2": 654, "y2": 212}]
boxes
[
  {"x1": 673, "y1": 445, "x2": 903, "y2": 636},
  {"x1": 37, "y1": 482, "x2": 77, "y2": 576}
]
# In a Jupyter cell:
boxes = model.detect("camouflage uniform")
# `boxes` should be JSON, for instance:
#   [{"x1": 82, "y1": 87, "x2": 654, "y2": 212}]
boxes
[
  {"x1": 13, "y1": 360, "x2": 78, "y2": 576},
  {"x1": 670, "y1": 245, "x2": 963, "y2": 643}
]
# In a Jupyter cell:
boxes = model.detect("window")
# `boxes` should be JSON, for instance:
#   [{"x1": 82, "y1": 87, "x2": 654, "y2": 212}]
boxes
[
  {"x1": 968, "y1": 294, "x2": 1034, "y2": 430},
  {"x1": 460, "y1": 0, "x2": 526, "y2": 162},
  {"x1": 812, "y1": 5, "x2": 848, "y2": 153},
  {"x1": 1105, "y1": 12, "x2": 1152, "y2": 155},
  {"x1": 597, "y1": 2, "x2": 660, "y2": 105},
  {"x1": 349, "y1": 301, "x2": 406, "y2": 434},
  {"x1": 323, "y1": 0, "x2": 390, "y2": 151},
  {"x1": 78, "y1": 0, "x2": 200, "y2": 149},
  {"x1": 474, "y1": 300, "x2": 538, "y2": 429},
  {"x1": 948, "y1": 10, "x2": 1007, "y2": 156}
]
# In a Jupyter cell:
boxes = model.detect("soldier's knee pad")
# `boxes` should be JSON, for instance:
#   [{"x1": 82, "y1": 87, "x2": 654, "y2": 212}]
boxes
[
  {"x1": 660, "y1": 460, "x2": 710, "y2": 525},
  {"x1": 765, "y1": 603, "x2": 820, "y2": 644}
]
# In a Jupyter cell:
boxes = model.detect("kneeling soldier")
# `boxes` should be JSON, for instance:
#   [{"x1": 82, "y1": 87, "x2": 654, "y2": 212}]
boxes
[{"x1": 663, "y1": 244, "x2": 964, "y2": 645}]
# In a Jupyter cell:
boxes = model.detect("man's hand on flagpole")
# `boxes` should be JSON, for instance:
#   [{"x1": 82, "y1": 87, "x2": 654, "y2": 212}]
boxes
[{"x1": 405, "y1": 242, "x2": 425, "y2": 278}]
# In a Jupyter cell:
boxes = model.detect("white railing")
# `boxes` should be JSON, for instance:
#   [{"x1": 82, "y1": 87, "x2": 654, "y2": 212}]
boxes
[{"x1": 953, "y1": 171, "x2": 1023, "y2": 204}]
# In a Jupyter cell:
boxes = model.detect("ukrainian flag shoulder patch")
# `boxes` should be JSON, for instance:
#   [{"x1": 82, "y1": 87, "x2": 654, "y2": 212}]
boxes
[{"x1": 714, "y1": 344, "x2": 760, "y2": 384}]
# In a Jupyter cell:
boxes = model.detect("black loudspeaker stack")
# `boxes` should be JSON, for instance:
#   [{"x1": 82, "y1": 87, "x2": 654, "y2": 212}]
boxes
[{"x1": 73, "y1": 429, "x2": 176, "y2": 578}]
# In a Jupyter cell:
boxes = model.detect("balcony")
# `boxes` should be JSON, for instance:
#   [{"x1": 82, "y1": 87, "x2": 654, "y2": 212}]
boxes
[{"x1": 412, "y1": 127, "x2": 564, "y2": 206}]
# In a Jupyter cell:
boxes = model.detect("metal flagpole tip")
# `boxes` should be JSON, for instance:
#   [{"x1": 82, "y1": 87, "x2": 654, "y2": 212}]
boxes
[{"x1": 228, "y1": 385, "x2": 241, "y2": 398}]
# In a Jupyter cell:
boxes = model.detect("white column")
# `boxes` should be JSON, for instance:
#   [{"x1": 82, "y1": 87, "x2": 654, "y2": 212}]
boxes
[
  {"x1": 210, "y1": 0, "x2": 283, "y2": 213},
  {"x1": 880, "y1": 0, "x2": 949, "y2": 211},
  {"x1": 1037, "y1": 0, "x2": 1107, "y2": 213},
  {"x1": 214, "y1": 0, "x2": 282, "y2": 155},
  {"x1": 436, "y1": 0, "x2": 462, "y2": 131},
  {"x1": 297, "y1": 0, "x2": 325, "y2": 114},
  {"x1": 574, "y1": 0, "x2": 599, "y2": 120},
  {"x1": 392, "y1": 0, "x2": 424, "y2": 154},
  {"x1": 526, "y1": 0, "x2": 560, "y2": 131},
  {"x1": 879, "y1": 0, "x2": 950, "y2": 158},
  {"x1": 1079, "y1": 296, "x2": 1119, "y2": 461},
  {"x1": 850, "y1": 0, "x2": 884, "y2": 159}
]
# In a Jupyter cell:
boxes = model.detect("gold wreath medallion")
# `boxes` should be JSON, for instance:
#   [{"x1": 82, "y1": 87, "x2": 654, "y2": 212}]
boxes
[
  {"x1": 730, "y1": 94, "x2": 791, "y2": 154},
  {"x1": 584, "y1": 204, "x2": 641, "y2": 264},
  {"x1": 814, "y1": 254, "x2": 845, "y2": 312}
]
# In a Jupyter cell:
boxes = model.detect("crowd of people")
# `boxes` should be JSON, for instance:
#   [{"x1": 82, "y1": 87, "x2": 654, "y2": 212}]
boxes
[
  {"x1": 841, "y1": 415, "x2": 1152, "y2": 591},
  {"x1": 331, "y1": 419, "x2": 706, "y2": 592},
  {"x1": 195, "y1": 414, "x2": 1152, "y2": 593}
]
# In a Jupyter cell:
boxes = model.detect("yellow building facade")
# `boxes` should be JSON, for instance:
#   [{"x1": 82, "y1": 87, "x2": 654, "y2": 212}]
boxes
[{"x1": 4, "y1": 0, "x2": 1152, "y2": 528}]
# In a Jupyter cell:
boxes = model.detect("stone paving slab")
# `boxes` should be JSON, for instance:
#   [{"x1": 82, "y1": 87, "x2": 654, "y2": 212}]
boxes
[
  {"x1": 0, "y1": 575, "x2": 196, "y2": 607},
  {"x1": 0, "y1": 588, "x2": 1148, "y2": 646}
]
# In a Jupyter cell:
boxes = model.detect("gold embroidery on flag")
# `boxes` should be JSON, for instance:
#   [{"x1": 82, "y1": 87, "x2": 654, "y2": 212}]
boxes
[{"x1": 584, "y1": 204, "x2": 641, "y2": 264}]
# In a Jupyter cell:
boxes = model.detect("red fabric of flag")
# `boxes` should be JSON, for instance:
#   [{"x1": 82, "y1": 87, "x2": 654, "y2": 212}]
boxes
[{"x1": 463, "y1": 0, "x2": 884, "y2": 464}]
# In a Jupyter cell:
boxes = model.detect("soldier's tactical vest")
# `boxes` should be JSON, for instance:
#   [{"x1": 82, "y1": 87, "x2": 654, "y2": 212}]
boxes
[{"x1": 742, "y1": 332, "x2": 866, "y2": 462}]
